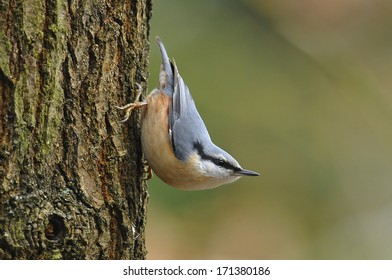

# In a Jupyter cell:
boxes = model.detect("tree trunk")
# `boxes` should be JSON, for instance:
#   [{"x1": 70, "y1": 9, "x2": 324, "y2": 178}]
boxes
[{"x1": 0, "y1": 0, "x2": 151, "y2": 259}]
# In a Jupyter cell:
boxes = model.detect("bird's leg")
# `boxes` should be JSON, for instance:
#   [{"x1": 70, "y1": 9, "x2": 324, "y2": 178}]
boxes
[{"x1": 116, "y1": 83, "x2": 147, "y2": 122}]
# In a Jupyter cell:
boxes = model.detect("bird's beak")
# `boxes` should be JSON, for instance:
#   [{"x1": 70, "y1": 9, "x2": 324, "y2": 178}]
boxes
[{"x1": 235, "y1": 169, "x2": 260, "y2": 176}]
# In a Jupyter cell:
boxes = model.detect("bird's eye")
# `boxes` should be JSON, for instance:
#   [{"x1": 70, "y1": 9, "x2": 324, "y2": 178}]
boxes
[{"x1": 215, "y1": 159, "x2": 225, "y2": 166}]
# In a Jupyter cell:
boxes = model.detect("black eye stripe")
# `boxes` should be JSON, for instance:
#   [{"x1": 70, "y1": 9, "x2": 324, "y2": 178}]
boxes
[
  {"x1": 193, "y1": 142, "x2": 240, "y2": 171},
  {"x1": 213, "y1": 158, "x2": 234, "y2": 170}
]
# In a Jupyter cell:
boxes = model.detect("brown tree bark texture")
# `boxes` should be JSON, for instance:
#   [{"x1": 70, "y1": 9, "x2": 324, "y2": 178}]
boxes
[{"x1": 0, "y1": 0, "x2": 152, "y2": 259}]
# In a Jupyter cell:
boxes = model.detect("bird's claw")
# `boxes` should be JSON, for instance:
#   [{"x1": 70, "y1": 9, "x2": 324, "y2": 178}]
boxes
[{"x1": 116, "y1": 83, "x2": 147, "y2": 122}]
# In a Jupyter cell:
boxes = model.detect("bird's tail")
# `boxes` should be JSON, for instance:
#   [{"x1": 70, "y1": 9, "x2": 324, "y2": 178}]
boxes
[{"x1": 156, "y1": 36, "x2": 174, "y2": 97}]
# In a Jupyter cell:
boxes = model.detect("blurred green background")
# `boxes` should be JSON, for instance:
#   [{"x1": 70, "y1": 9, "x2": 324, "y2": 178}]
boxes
[{"x1": 145, "y1": 0, "x2": 392, "y2": 259}]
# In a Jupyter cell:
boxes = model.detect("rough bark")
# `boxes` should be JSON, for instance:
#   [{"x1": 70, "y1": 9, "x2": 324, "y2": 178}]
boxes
[{"x1": 0, "y1": 0, "x2": 152, "y2": 259}]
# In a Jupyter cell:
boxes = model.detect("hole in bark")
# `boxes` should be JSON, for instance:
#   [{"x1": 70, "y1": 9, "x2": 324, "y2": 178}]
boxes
[{"x1": 45, "y1": 214, "x2": 66, "y2": 241}]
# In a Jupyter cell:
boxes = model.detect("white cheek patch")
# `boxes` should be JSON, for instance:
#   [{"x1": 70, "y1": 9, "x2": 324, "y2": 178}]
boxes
[{"x1": 200, "y1": 160, "x2": 232, "y2": 179}]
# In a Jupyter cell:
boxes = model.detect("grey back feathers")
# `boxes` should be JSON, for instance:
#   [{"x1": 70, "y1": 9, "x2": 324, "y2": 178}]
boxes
[
  {"x1": 171, "y1": 62, "x2": 215, "y2": 161},
  {"x1": 156, "y1": 37, "x2": 223, "y2": 162}
]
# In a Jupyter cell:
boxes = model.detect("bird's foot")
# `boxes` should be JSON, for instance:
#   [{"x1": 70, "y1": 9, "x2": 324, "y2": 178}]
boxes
[{"x1": 116, "y1": 83, "x2": 147, "y2": 122}]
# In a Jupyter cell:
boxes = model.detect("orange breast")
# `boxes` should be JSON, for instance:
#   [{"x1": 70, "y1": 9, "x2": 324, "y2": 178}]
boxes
[{"x1": 140, "y1": 90, "x2": 215, "y2": 190}]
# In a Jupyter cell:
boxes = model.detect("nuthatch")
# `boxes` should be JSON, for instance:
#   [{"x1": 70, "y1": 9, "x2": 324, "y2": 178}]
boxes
[{"x1": 117, "y1": 37, "x2": 259, "y2": 190}]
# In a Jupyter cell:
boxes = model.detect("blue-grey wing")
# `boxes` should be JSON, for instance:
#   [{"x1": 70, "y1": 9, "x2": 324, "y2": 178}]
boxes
[
  {"x1": 156, "y1": 37, "x2": 212, "y2": 161},
  {"x1": 170, "y1": 62, "x2": 212, "y2": 161}
]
